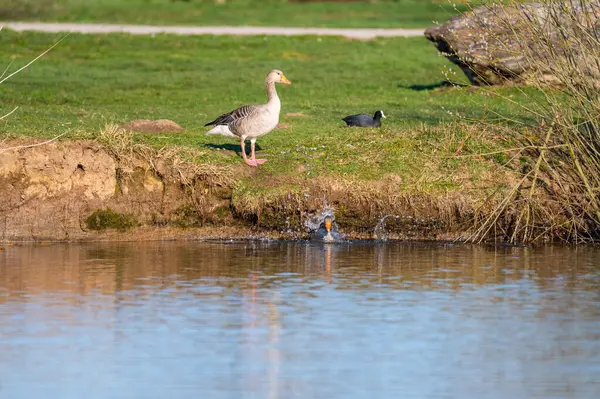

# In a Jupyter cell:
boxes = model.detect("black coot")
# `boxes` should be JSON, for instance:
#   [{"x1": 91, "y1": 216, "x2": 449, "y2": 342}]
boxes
[{"x1": 342, "y1": 110, "x2": 386, "y2": 127}]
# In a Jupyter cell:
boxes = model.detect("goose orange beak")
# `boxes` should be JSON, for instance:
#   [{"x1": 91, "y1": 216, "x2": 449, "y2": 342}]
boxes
[{"x1": 281, "y1": 75, "x2": 292, "y2": 85}]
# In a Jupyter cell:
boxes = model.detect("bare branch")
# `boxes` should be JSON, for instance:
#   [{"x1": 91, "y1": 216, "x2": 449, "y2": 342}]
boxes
[
  {"x1": 0, "y1": 106, "x2": 18, "y2": 121},
  {"x1": 1, "y1": 57, "x2": 16, "y2": 81},
  {"x1": 0, "y1": 132, "x2": 67, "y2": 155},
  {"x1": 0, "y1": 33, "x2": 69, "y2": 86}
]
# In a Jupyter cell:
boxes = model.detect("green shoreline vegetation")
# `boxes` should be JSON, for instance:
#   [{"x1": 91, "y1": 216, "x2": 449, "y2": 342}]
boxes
[{"x1": 0, "y1": 31, "x2": 530, "y2": 183}]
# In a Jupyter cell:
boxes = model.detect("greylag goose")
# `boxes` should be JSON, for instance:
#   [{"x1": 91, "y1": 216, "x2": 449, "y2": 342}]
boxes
[
  {"x1": 205, "y1": 69, "x2": 292, "y2": 166},
  {"x1": 342, "y1": 110, "x2": 385, "y2": 127}
]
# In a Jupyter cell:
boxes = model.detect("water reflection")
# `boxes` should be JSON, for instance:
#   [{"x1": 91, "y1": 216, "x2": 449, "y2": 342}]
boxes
[{"x1": 1, "y1": 242, "x2": 599, "y2": 399}]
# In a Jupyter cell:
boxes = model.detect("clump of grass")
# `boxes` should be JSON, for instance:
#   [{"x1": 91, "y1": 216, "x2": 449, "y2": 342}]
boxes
[
  {"x1": 95, "y1": 124, "x2": 234, "y2": 188},
  {"x1": 231, "y1": 181, "x2": 304, "y2": 225},
  {"x1": 443, "y1": 0, "x2": 600, "y2": 243},
  {"x1": 86, "y1": 208, "x2": 138, "y2": 231}
]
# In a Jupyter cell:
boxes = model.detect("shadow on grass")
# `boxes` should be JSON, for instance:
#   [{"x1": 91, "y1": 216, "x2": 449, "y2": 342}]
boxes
[
  {"x1": 204, "y1": 143, "x2": 263, "y2": 153},
  {"x1": 399, "y1": 81, "x2": 469, "y2": 91}
]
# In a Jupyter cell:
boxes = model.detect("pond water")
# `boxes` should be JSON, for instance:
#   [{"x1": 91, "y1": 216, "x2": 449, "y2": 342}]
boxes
[{"x1": 1, "y1": 241, "x2": 599, "y2": 399}]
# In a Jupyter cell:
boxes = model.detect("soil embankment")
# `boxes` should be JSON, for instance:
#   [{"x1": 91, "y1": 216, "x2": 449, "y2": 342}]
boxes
[{"x1": 0, "y1": 139, "x2": 477, "y2": 242}]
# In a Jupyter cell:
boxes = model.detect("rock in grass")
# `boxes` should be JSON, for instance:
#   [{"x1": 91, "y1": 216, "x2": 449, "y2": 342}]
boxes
[
  {"x1": 121, "y1": 119, "x2": 184, "y2": 133},
  {"x1": 424, "y1": 1, "x2": 600, "y2": 87}
]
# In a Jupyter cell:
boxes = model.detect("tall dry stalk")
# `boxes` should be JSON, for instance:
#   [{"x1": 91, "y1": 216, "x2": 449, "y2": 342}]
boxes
[
  {"x1": 0, "y1": 28, "x2": 68, "y2": 152},
  {"x1": 441, "y1": 0, "x2": 600, "y2": 243}
]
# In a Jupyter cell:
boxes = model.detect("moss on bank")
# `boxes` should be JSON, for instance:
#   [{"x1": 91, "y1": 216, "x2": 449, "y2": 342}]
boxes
[{"x1": 86, "y1": 208, "x2": 138, "y2": 232}]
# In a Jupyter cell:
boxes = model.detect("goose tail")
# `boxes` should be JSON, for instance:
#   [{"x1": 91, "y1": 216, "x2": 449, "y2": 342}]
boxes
[{"x1": 206, "y1": 125, "x2": 237, "y2": 138}]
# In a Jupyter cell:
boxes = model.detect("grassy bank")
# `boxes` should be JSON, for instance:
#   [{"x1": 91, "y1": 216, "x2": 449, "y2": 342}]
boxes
[
  {"x1": 2, "y1": 0, "x2": 475, "y2": 29},
  {"x1": 1, "y1": 30, "x2": 545, "y2": 240},
  {"x1": 0, "y1": 31, "x2": 535, "y2": 180}
]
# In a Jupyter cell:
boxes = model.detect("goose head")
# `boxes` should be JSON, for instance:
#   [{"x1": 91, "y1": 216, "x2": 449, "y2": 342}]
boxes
[{"x1": 267, "y1": 69, "x2": 292, "y2": 85}]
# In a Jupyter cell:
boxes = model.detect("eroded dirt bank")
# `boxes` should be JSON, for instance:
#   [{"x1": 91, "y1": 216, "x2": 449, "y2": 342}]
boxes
[{"x1": 0, "y1": 139, "x2": 480, "y2": 242}]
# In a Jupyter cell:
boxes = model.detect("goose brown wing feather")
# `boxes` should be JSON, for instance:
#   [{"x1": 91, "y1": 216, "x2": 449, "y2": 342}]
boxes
[{"x1": 204, "y1": 104, "x2": 260, "y2": 127}]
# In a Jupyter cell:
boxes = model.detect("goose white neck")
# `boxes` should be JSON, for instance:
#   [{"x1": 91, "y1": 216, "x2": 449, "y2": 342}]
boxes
[{"x1": 265, "y1": 80, "x2": 281, "y2": 112}]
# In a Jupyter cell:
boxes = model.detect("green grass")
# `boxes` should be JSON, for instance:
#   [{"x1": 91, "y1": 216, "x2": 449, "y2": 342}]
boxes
[
  {"x1": 6, "y1": 0, "x2": 476, "y2": 29},
  {"x1": 0, "y1": 30, "x2": 537, "y2": 190}
]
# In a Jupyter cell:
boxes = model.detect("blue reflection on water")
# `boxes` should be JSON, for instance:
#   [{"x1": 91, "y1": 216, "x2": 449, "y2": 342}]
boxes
[{"x1": 1, "y1": 242, "x2": 599, "y2": 399}]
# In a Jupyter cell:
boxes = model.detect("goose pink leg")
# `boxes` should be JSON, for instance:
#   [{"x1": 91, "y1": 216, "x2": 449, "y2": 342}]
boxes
[
  {"x1": 240, "y1": 137, "x2": 258, "y2": 167},
  {"x1": 240, "y1": 138, "x2": 266, "y2": 167},
  {"x1": 240, "y1": 137, "x2": 252, "y2": 166},
  {"x1": 250, "y1": 140, "x2": 267, "y2": 165}
]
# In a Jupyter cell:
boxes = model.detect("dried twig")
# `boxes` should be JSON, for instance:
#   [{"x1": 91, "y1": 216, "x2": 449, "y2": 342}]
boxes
[
  {"x1": 1, "y1": 30, "x2": 70, "y2": 152},
  {"x1": 0, "y1": 33, "x2": 69, "y2": 86},
  {"x1": 0, "y1": 57, "x2": 15, "y2": 81},
  {"x1": 0, "y1": 106, "x2": 18, "y2": 121},
  {"x1": 0, "y1": 132, "x2": 67, "y2": 155}
]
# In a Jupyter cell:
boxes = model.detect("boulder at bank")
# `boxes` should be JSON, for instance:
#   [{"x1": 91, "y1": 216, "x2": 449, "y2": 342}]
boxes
[{"x1": 424, "y1": 1, "x2": 600, "y2": 86}]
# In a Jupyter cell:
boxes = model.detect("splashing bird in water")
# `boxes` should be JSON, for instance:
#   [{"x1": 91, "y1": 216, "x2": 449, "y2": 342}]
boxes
[
  {"x1": 316, "y1": 215, "x2": 342, "y2": 243},
  {"x1": 323, "y1": 216, "x2": 334, "y2": 242},
  {"x1": 205, "y1": 69, "x2": 292, "y2": 166}
]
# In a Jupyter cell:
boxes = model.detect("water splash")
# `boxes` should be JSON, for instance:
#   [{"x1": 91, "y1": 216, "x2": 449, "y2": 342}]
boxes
[
  {"x1": 373, "y1": 214, "x2": 402, "y2": 241},
  {"x1": 304, "y1": 206, "x2": 345, "y2": 242},
  {"x1": 304, "y1": 206, "x2": 336, "y2": 232},
  {"x1": 322, "y1": 228, "x2": 345, "y2": 243}
]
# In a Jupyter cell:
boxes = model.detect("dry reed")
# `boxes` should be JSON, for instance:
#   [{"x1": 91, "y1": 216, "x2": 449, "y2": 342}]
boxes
[{"x1": 442, "y1": 0, "x2": 600, "y2": 243}]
